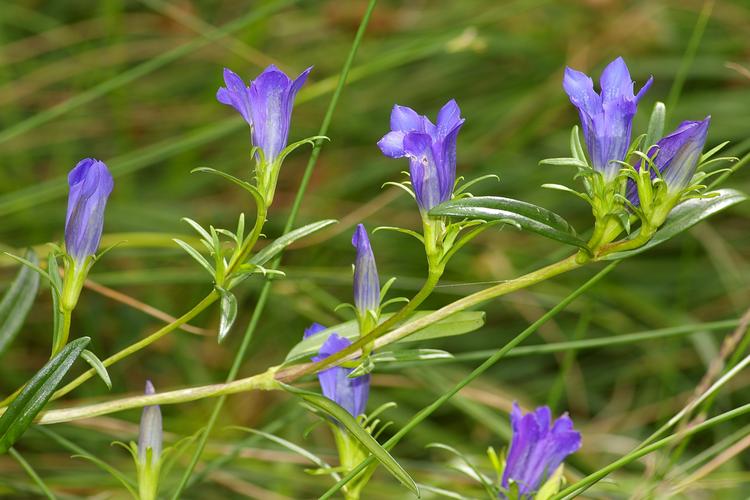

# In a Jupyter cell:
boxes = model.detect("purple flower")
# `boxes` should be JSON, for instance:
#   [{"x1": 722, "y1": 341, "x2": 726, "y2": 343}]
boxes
[
  {"x1": 378, "y1": 100, "x2": 464, "y2": 211},
  {"x1": 352, "y1": 224, "x2": 380, "y2": 316},
  {"x1": 304, "y1": 324, "x2": 370, "y2": 418},
  {"x1": 501, "y1": 403, "x2": 581, "y2": 499},
  {"x1": 65, "y1": 158, "x2": 114, "y2": 264},
  {"x1": 627, "y1": 117, "x2": 710, "y2": 206},
  {"x1": 563, "y1": 57, "x2": 653, "y2": 181},
  {"x1": 217, "y1": 64, "x2": 312, "y2": 163},
  {"x1": 138, "y1": 380, "x2": 163, "y2": 464}
]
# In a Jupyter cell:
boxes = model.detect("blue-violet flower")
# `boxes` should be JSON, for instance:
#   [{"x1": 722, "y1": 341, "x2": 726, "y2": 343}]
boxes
[
  {"x1": 65, "y1": 158, "x2": 114, "y2": 264},
  {"x1": 217, "y1": 64, "x2": 312, "y2": 163},
  {"x1": 378, "y1": 100, "x2": 464, "y2": 211},
  {"x1": 304, "y1": 324, "x2": 370, "y2": 418},
  {"x1": 138, "y1": 380, "x2": 163, "y2": 465},
  {"x1": 627, "y1": 117, "x2": 711, "y2": 206},
  {"x1": 352, "y1": 224, "x2": 380, "y2": 317},
  {"x1": 501, "y1": 403, "x2": 581, "y2": 499},
  {"x1": 563, "y1": 57, "x2": 653, "y2": 182}
]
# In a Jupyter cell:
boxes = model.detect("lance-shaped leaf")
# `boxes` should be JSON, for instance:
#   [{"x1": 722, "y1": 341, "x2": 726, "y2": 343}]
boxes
[
  {"x1": 0, "y1": 249, "x2": 40, "y2": 358},
  {"x1": 349, "y1": 349, "x2": 453, "y2": 377},
  {"x1": 284, "y1": 311, "x2": 484, "y2": 364},
  {"x1": 604, "y1": 188, "x2": 747, "y2": 260},
  {"x1": 430, "y1": 196, "x2": 588, "y2": 250},
  {"x1": 249, "y1": 219, "x2": 337, "y2": 266},
  {"x1": 0, "y1": 337, "x2": 90, "y2": 453},
  {"x1": 216, "y1": 286, "x2": 238, "y2": 343},
  {"x1": 282, "y1": 383, "x2": 418, "y2": 496}
]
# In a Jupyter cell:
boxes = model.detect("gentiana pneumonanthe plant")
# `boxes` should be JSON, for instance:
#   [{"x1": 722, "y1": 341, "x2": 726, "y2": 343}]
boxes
[{"x1": 0, "y1": 37, "x2": 747, "y2": 500}]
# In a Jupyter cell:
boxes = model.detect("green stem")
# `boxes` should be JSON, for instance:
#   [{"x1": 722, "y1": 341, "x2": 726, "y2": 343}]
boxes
[
  {"x1": 319, "y1": 262, "x2": 619, "y2": 499},
  {"x1": 50, "y1": 309, "x2": 71, "y2": 358},
  {"x1": 225, "y1": 202, "x2": 268, "y2": 281},
  {"x1": 170, "y1": 2, "x2": 379, "y2": 496},
  {"x1": 29, "y1": 367, "x2": 280, "y2": 425},
  {"x1": 553, "y1": 402, "x2": 750, "y2": 499},
  {"x1": 50, "y1": 291, "x2": 218, "y2": 403},
  {"x1": 280, "y1": 254, "x2": 581, "y2": 382},
  {"x1": 9, "y1": 447, "x2": 56, "y2": 500}
]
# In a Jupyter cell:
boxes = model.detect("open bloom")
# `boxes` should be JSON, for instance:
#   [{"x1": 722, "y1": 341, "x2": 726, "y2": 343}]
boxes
[
  {"x1": 217, "y1": 64, "x2": 312, "y2": 163},
  {"x1": 138, "y1": 380, "x2": 163, "y2": 465},
  {"x1": 563, "y1": 57, "x2": 653, "y2": 182},
  {"x1": 501, "y1": 403, "x2": 581, "y2": 499},
  {"x1": 352, "y1": 224, "x2": 380, "y2": 316},
  {"x1": 627, "y1": 117, "x2": 711, "y2": 206},
  {"x1": 378, "y1": 100, "x2": 464, "y2": 211},
  {"x1": 304, "y1": 324, "x2": 370, "y2": 417},
  {"x1": 65, "y1": 158, "x2": 114, "y2": 264}
]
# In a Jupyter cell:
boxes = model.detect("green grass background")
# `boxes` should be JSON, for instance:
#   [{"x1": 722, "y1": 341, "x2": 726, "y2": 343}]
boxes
[{"x1": 1, "y1": 0, "x2": 749, "y2": 497}]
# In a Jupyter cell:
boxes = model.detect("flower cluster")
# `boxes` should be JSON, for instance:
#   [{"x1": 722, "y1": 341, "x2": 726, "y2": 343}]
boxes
[{"x1": 560, "y1": 57, "x2": 714, "y2": 250}]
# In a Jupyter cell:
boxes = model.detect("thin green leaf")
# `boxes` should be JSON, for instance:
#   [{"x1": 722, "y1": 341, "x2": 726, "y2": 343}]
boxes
[
  {"x1": 0, "y1": 337, "x2": 90, "y2": 453},
  {"x1": 282, "y1": 384, "x2": 418, "y2": 495},
  {"x1": 216, "y1": 287, "x2": 238, "y2": 344},
  {"x1": 570, "y1": 126, "x2": 587, "y2": 163},
  {"x1": 173, "y1": 239, "x2": 215, "y2": 276},
  {"x1": 230, "y1": 426, "x2": 341, "y2": 481},
  {"x1": 284, "y1": 311, "x2": 485, "y2": 364},
  {"x1": 373, "y1": 226, "x2": 424, "y2": 243},
  {"x1": 191, "y1": 167, "x2": 264, "y2": 206},
  {"x1": 539, "y1": 157, "x2": 589, "y2": 169},
  {"x1": 249, "y1": 220, "x2": 337, "y2": 266},
  {"x1": 79, "y1": 350, "x2": 112, "y2": 390},
  {"x1": 349, "y1": 349, "x2": 453, "y2": 377},
  {"x1": 427, "y1": 443, "x2": 496, "y2": 496},
  {"x1": 0, "y1": 249, "x2": 40, "y2": 357},
  {"x1": 430, "y1": 196, "x2": 588, "y2": 250},
  {"x1": 644, "y1": 101, "x2": 666, "y2": 148},
  {"x1": 604, "y1": 188, "x2": 748, "y2": 260}
]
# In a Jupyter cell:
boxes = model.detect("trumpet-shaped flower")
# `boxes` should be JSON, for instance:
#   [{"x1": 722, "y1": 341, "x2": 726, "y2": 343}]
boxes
[
  {"x1": 65, "y1": 158, "x2": 114, "y2": 264},
  {"x1": 501, "y1": 403, "x2": 581, "y2": 499},
  {"x1": 563, "y1": 57, "x2": 653, "y2": 181},
  {"x1": 304, "y1": 324, "x2": 370, "y2": 417},
  {"x1": 352, "y1": 224, "x2": 380, "y2": 317},
  {"x1": 217, "y1": 64, "x2": 312, "y2": 163},
  {"x1": 378, "y1": 100, "x2": 464, "y2": 211},
  {"x1": 138, "y1": 380, "x2": 163, "y2": 465},
  {"x1": 627, "y1": 117, "x2": 711, "y2": 206}
]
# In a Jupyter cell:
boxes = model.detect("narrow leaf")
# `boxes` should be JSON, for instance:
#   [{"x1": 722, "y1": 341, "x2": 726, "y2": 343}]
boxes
[
  {"x1": 0, "y1": 249, "x2": 40, "y2": 357},
  {"x1": 250, "y1": 220, "x2": 337, "y2": 266},
  {"x1": 282, "y1": 384, "x2": 418, "y2": 495},
  {"x1": 0, "y1": 337, "x2": 90, "y2": 453},
  {"x1": 192, "y1": 167, "x2": 263, "y2": 205},
  {"x1": 217, "y1": 287, "x2": 238, "y2": 343},
  {"x1": 604, "y1": 189, "x2": 748, "y2": 260},
  {"x1": 570, "y1": 126, "x2": 587, "y2": 162},
  {"x1": 539, "y1": 157, "x2": 589, "y2": 169},
  {"x1": 80, "y1": 350, "x2": 112, "y2": 390},
  {"x1": 645, "y1": 101, "x2": 666, "y2": 149},
  {"x1": 284, "y1": 311, "x2": 485, "y2": 364},
  {"x1": 173, "y1": 239, "x2": 215, "y2": 276},
  {"x1": 349, "y1": 349, "x2": 453, "y2": 377},
  {"x1": 430, "y1": 196, "x2": 588, "y2": 250}
]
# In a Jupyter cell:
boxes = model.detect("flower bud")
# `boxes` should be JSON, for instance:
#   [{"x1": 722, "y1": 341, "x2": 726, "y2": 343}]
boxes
[
  {"x1": 352, "y1": 224, "x2": 380, "y2": 318},
  {"x1": 138, "y1": 380, "x2": 162, "y2": 465},
  {"x1": 64, "y1": 158, "x2": 114, "y2": 264}
]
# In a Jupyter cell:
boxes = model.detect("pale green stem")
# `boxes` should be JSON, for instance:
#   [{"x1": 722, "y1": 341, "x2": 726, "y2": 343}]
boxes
[
  {"x1": 225, "y1": 202, "x2": 268, "y2": 281},
  {"x1": 50, "y1": 309, "x2": 71, "y2": 358},
  {"x1": 29, "y1": 367, "x2": 280, "y2": 425},
  {"x1": 48, "y1": 290, "x2": 218, "y2": 403},
  {"x1": 278, "y1": 254, "x2": 580, "y2": 382}
]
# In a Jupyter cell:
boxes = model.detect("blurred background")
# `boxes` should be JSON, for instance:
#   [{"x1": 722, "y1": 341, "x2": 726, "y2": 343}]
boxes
[{"x1": 1, "y1": 0, "x2": 749, "y2": 497}]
